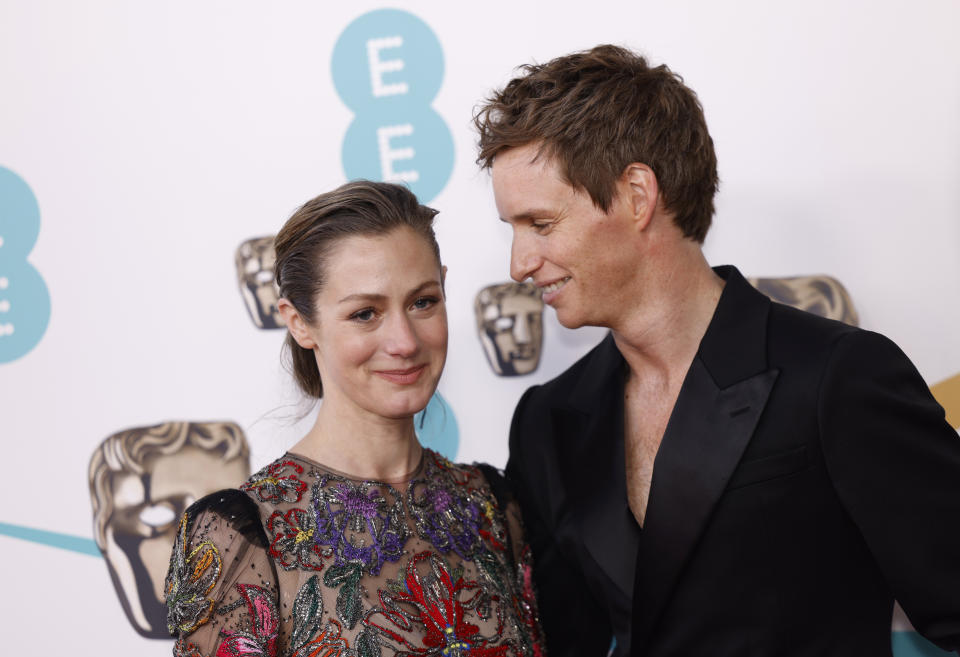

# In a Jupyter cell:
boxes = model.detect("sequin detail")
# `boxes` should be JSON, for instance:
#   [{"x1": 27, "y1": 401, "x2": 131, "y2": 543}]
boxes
[
  {"x1": 164, "y1": 451, "x2": 545, "y2": 657},
  {"x1": 267, "y1": 507, "x2": 331, "y2": 571},
  {"x1": 243, "y1": 459, "x2": 309, "y2": 504},
  {"x1": 409, "y1": 453, "x2": 504, "y2": 562},
  {"x1": 166, "y1": 514, "x2": 223, "y2": 634},
  {"x1": 216, "y1": 584, "x2": 279, "y2": 657},
  {"x1": 312, "y1": 475, "x2": 407, "y2": 576},
  {"x1": 364, "y1": 551, "x2": 510, "y2": 656}
]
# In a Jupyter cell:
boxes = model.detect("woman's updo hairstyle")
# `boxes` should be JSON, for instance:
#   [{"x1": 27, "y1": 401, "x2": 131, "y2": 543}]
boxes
[{"x1": 274, "y1": 180, "x2": 441, "y2": 399}]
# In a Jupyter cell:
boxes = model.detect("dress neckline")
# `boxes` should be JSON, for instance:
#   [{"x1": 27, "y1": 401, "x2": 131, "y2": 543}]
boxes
[{"x1": 283, "y1": 448, "x2": 428, "y2": 486}]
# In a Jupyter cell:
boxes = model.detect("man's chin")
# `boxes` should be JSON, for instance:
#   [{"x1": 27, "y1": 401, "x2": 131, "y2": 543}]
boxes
[{"x1": 553, "y1": 308, "x2": 586, "y2": 330}]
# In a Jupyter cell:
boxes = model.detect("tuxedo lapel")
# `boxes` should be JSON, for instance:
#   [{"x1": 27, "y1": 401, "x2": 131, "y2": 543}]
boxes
[
  {"x1": 557, "y1": 334, "x2": 641, "y2": 598},
  {"x1": 630, "y1": 266, "x2": 781, "y2": 652},
  {"x1": 631, "y1": 360, "x2": 779, "y2": 649}
]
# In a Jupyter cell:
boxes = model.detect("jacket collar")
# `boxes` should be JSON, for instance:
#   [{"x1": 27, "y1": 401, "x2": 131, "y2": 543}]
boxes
[
  {"x1": 564, "y1": 264, "x2": 772, "y2": 416},
  {"x1": 698, "y1": 265, "x2": 771, "y2": 388}
]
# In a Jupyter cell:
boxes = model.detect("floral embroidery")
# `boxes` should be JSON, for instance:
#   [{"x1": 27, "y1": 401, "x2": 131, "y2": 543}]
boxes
[
  {"x1": 408, "y1": 454, "x2": 502, "y2": 562},
  {"x1": 312, "y1": 475, "x2": 407, "y2": 576},
  {"x1": 291, "y1": 619, "x2": 356, "y2": 657},
  {"x1": 166, "y1": 514, "x2": 223, "y2": 634},
  {"x1": 216, "y1": 584, "x2": 279, "y2": 657},
  {"x1": 513, "y1": 550, "x2": 544, "y2": 657},
  {"x1": 174, "y1": 637, "x2": 209, "y2": 657},
  {"x1": 267, "y1": 508, "x2": 330, "y2": 571},
  {"x1": 167, "y1": 452, "x2": 545, "y2": 657},
  {"x1": 364, "y1": 552, "x2": 509, "y2": 657},
  {"x1": 243, "y1": 459, "x2": 308, "y2": 504}
]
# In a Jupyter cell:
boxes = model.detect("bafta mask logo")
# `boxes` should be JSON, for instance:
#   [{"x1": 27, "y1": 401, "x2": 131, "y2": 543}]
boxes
[
  {"x1": 88, "y1": 421, "x2": 251, "y2": 638},
  {"x1": 475, "y1": 282, "x2": 544, "y2": 376},
  {"x1": 748, "y1": 275, "x2": 859, "y2": 326},
  {"x1": 236, "y1": 235, "x2": 284, "y2": 329}
]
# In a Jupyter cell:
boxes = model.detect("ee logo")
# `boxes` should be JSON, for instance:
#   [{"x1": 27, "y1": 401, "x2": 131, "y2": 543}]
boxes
[
  {"x1": 0, "y1": 167, "x2": 51, "y2": 364},
  {"x1": 332, "y1": 9, "x2": 454, "y2": 203}
]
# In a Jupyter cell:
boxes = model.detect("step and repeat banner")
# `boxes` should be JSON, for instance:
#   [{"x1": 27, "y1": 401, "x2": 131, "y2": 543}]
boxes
[{"x1": 1, "y1": 1, "x2": 958, "y2": 655}]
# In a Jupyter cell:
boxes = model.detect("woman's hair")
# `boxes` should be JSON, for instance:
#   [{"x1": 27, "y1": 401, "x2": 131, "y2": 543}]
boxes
[{"x1": 274, "y1": 180, "x2": 440, "y2": 398}]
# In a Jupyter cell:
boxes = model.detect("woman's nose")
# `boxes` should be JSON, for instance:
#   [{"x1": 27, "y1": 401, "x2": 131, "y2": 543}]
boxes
[{"x1": 384, "y1": 312, "x2": 420, "y2": 357}]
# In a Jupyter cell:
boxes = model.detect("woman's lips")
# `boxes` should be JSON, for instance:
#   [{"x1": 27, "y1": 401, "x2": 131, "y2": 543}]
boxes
[{"x1": 374, "y1": 364, "x2": 427, "y2": 385}]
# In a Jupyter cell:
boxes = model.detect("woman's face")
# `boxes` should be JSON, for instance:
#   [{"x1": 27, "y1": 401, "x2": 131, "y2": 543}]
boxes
[{"x1": 306, "y1": 226, "x2": 447, "y2": 421}]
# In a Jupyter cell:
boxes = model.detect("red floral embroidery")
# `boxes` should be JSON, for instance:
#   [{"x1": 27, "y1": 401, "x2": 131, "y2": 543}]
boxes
[
  {"x1": 242, "y1": 460, "x2": 308, "y2": 504},
  {"x1": 267, "y1": 508, "x2": 328, "y2": 571},
  {"x1": 365, "y1": 551, "x2": 509, "y2": 656}
]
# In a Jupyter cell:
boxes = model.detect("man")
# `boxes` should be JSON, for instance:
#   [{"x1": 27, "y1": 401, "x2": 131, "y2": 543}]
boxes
[{"x1": 474, "y1": 45, "x2": 960, "y2": 656}]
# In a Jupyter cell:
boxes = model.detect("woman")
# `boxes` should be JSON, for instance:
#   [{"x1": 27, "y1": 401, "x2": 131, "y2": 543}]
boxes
[{"x1": 164, "y1": 181, "x2": 545, "y2": 657}]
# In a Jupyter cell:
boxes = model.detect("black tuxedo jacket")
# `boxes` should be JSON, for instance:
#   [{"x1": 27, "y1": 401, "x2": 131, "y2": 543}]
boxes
[{"x1": 506, "y1": 266, "x2": 960, "y2": 656}]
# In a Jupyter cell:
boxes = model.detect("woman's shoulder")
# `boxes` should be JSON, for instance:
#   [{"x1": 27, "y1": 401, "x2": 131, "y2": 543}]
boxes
[{"x1": 239, "y1": 453, "x2": 314, "y2": 506}]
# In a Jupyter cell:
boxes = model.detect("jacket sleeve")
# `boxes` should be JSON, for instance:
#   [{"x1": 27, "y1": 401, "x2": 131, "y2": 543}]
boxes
[
  {"x1": 506, "y1": 386, "x2": 614, "y2": 657},
  {"x1": 818, "y1": 330, "x2": 960, "y2": 652},
  {"x1": 164, "y1": 489, "x2": 281, "y2": 657}
]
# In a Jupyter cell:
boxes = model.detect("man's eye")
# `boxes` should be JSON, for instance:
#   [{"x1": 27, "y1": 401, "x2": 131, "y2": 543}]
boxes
[
  {"x1": 412, "y1": 296, "x2": 439, "y2": 310},
  {"x1": 532, "y1": 222, "x2": 552, "y2": 233},
  {"x1": 350, "y1": 308, "x2": 377, "y2": 322}
]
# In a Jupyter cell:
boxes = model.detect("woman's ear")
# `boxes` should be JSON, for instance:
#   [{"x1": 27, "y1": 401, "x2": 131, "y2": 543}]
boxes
[
  {"x1": 277, "y1": 298, "x2": 317, "y2": 350},
  {"x1": 440, "y1": 265, "x2": 448, "y2": 296}
]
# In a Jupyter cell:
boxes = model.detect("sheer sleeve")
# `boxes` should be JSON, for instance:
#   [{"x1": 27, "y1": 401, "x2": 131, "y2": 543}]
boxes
[{"x1": 164, "y1": 489, "x2": 280, "y2": 657}]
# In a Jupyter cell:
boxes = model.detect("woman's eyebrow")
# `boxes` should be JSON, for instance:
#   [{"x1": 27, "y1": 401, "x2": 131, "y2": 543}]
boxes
[{"x1": 337, "y1": 280, "x2": 440, "y2": 304}]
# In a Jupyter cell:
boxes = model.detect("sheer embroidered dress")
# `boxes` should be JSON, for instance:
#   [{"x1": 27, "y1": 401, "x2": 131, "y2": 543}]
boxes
[{"x1": 164, "y1": 449, "x2": 545, "y2": 657}]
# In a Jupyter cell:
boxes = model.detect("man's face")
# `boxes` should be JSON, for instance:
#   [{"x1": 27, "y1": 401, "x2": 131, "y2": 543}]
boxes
[
  {"x1": 476, "y1": 282, "x2": 544, "y2": 376},
  {"x1": 491, "y1": 143, "x2": 639, "y2": 329},
  {"x1": 236, "y1": 236, "x2": 284, "y2": 329},
  {"x1": 101, "y1": 443, "x2": 249, "y2": 638}
]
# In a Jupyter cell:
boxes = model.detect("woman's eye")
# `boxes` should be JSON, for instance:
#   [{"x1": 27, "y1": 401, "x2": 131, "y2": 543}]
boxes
[
  {"x1": 412, "y1": 296, "x2": 439, "y2": 310},
  {"x1": 350, "y1": 308, "x2": 377, "y2": 322}
]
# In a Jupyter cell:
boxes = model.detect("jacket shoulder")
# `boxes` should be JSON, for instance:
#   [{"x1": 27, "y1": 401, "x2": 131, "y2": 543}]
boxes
[
  {"x1": 521, "y1": 334, "x2": 616, "y2": 407},
  {"x1": 766, "y1": 299, "x2": 860, "y2": 355}
]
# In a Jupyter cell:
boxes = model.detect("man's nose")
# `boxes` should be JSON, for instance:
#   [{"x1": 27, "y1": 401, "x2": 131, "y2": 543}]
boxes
[{"x1": 510, "y1": 231, "x2": 540, "y2": 283}]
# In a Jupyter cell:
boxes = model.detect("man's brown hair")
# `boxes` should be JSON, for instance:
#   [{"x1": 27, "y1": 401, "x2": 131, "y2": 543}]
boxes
[{"x1": 474, "y1": 44, "x2": 718, "y2": 243}]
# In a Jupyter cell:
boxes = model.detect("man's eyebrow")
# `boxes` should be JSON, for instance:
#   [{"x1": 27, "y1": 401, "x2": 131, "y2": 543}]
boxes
[
  {"x1": 337, "y1": 280, "x2": 441, "y2": 304},
  {"x1": 499, "y1": 209, "x2": 555, "y2": 224}
]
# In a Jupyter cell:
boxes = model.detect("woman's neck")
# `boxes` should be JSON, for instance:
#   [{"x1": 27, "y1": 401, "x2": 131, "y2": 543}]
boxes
[{"x1": 291, "y1": 398, "x2": 423, "y2": 482}]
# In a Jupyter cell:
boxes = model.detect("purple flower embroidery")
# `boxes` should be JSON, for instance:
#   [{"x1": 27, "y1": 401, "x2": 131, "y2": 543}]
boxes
[
  {"x1": 312, "y1": 475, "x2": 407, "y2": 576},
  {"x1": 407, "y1": 453, "x2": 488, "y2": 561}
]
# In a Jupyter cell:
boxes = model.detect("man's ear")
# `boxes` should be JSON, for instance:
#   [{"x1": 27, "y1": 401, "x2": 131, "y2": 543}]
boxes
[
  {"x1": 620, "y1": 162, "x2": 660, "y2": 232},
  {"x1": 277, "y1": 298, "x2": 317, "y2": 350}
]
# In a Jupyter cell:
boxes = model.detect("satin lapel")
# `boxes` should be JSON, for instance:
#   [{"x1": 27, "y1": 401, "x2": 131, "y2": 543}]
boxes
[
  {"x1": 631, "y1": 265, "x2": 780, "y2": 652},
  {"x1": 631, "y1": 361, "x2": 779, "y2": 648},
  {"x1": 559, "y1": 334, "x2": 641, "y2": 598}
]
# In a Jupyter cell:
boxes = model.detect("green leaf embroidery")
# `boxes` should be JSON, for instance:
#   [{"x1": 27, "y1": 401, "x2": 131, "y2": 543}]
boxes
[
  {"x1": 356, "y1": 627, "x2": 381, "y2": 657},
  {"x1": 323, "y1": 563, "x2": 364, "y2": 629},
  {"x1": 289, "y1": 574, "x2": 324, "y2": 652}
]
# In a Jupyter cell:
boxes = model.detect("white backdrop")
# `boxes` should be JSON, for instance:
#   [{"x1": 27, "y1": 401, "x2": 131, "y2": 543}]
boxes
[{"x1": 1, "y1": 1, "x2": 958, "y2": 654}]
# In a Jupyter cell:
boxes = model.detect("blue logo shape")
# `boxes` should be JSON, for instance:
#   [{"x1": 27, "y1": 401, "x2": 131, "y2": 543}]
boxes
[
  {"x1": 415, "y1": 391, "x2": 460, "y2": 460},
  {"x1": 0, "y1": 167, "x2": 51, "y2": 364},
  {"x1": 332, "y1": 9, "x2": 454, "y2": 202}
]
